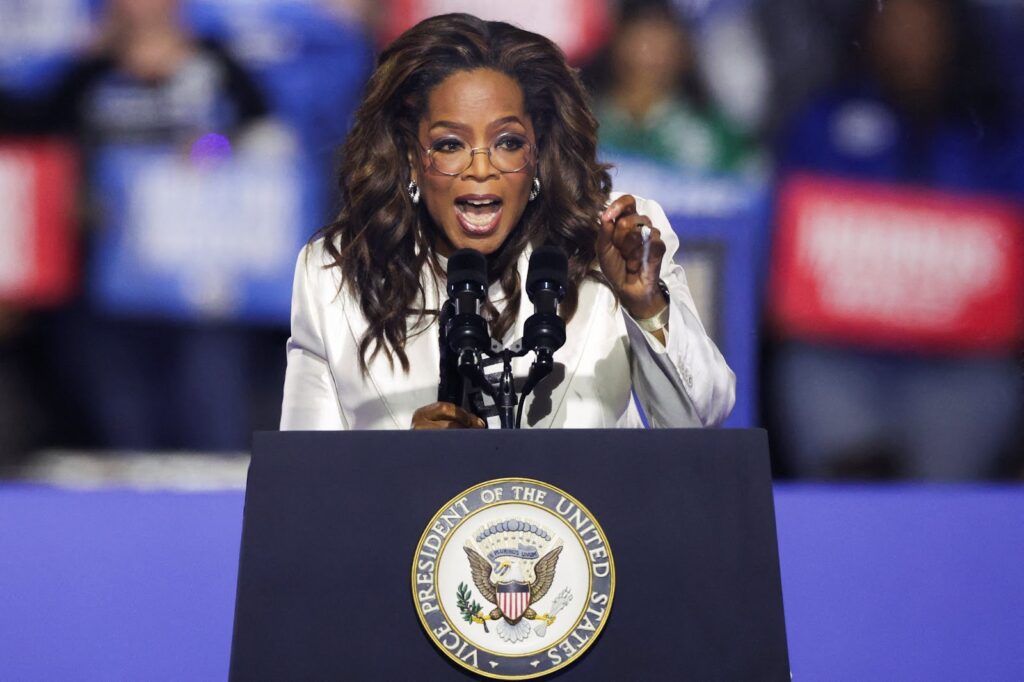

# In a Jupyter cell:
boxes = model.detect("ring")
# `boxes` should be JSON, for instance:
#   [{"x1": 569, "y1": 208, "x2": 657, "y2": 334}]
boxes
[{"x1": 639, "y1": 224, "x2": 652, "y2": 242}]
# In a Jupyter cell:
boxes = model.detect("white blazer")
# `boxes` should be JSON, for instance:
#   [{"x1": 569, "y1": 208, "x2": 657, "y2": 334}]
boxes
[{"x1": 280, "y1": 195, "x2": 735, "y2": 430}]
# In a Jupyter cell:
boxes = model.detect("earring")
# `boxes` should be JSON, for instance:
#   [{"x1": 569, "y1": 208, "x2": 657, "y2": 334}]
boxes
[
  {"x1": 529, "y1": 177, "x2": 540, "y2": 201},
  {"x1": 408, "y1": 180, "x2": 420, "y2": 205}
]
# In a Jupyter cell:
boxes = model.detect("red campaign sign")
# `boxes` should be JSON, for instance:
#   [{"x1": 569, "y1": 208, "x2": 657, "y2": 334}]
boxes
[
  {"x1": 0, "y1": 140, "x2": 78, "y2": 306},
  {"x1": 769, "y1": 174, "x2": 1024, "y2": 353},
  {"x1": 376, "y1": 0, "x2": 611, "y2": 63}
]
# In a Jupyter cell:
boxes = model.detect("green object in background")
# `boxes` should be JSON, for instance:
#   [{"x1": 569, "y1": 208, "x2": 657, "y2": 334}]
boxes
[{"x1": 596, "y1": 96, "x2": 761, "y2": 176}]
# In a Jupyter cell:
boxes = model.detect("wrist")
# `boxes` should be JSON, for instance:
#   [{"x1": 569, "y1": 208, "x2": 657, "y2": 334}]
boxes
[{"x1": 623, "y1": 280, "x2": 670, "y2": 320}]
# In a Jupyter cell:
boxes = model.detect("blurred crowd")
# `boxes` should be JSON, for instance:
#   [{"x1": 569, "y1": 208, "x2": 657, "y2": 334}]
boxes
[{"x1": 0, "y1": 0, "x2": 1021, "y2": 480}]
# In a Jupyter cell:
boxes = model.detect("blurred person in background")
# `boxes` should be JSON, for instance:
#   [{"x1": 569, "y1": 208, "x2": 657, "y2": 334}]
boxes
[
  {"x1": 770, "y1": 0, "x2": 1024, "y2": 479},
  {"x1": 0, "y1": 0, "x2": 269, "y2": 150},
  {"x1": 779, "y1": 0, "x2": 1022, "y2": 196},
  {"x1": 585, "y1": 0, "x2": 763, "y2": 177},
  {"x1": 0, "y1": 0, "x2": 273, "y2": 451}
]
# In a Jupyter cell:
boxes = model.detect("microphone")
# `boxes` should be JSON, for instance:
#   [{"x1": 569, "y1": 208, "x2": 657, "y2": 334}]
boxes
[
  {"x1": 523, "y1": 245, "x2": 568, "y2": 354},
  {"x1": 517, "y1": 246, "x2": 568, "y2": 427},
  {"x1": 445, "y1": 248, "x2": 490, "y2": 354},
  {"x1": 438, "y1": 249, "x2": 490, "y2": 405}
]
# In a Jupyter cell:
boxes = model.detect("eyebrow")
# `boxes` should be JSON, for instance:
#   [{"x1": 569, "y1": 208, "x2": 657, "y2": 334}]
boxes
[{"x1": 428, "y1": 116, "x2": 527, "y2": 132}]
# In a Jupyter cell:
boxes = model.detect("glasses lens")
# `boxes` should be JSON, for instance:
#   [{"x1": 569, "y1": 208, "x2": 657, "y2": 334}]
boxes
[
  {"x1": 429, "y1": 139, "x2": 471, "y2": 175},
  {"x1": 491, "y1": 135, "x2": 530, "y2": 173}
]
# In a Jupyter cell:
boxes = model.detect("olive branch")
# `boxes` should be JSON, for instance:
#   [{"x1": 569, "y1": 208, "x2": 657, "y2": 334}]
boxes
[{"x1": 456, "y1": 582, "x2": 489, "y2": 632}]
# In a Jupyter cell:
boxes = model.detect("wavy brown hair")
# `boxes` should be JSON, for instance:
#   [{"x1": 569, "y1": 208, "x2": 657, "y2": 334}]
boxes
[{"x1": 320, "y1": 13, "x2": 612, "y2": 373}]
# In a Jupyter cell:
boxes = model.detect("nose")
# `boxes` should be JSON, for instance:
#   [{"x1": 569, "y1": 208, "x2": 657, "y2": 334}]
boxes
[{"x1": 462, "y1": 147, "x2": 499, "y2": 181}]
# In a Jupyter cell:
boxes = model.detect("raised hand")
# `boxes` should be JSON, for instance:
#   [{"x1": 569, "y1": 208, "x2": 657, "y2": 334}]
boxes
[{"x1": 597, "y1": 194, "x2": 668, "y2": 320}]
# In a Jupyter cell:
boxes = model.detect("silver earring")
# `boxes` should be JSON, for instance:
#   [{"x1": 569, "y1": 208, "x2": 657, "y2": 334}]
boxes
[
  {"x1": 529, "y1": 177, "x2": 540, "y2": 201},
  {"x1": 408, "y1": 180, "x2": 420, "y2": 205}
]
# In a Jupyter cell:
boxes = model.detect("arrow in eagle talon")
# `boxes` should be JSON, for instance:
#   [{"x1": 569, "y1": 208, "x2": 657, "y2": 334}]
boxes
[{"x1": 534, "y1": 588, "x2": 573, "y2": 637}]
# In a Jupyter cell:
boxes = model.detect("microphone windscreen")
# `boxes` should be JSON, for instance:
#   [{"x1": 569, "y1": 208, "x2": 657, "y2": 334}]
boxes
[
  {"x1": 526, "y1": 246, "x2": 568, "y2": 296},
  {"x1": 447, "y1": 248, "x2": 488, "y2": 291}
]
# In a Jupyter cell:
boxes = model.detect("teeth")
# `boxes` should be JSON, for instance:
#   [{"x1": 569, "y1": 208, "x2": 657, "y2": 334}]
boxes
[
  {"x1": 457, "y1": 202, "x2": 501, "y2": 228},
  {"x1": 462, "y1": 209, "x2": 497, "y2": 227}
]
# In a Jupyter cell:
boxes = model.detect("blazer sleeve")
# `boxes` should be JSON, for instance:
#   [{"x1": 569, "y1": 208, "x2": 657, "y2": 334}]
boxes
[
  {"x1": 624, "y1": 197, "x2": 736, "y2": 427},
  {"x1": 280, "y1": 242, "x2": 349, "y2": 430}
]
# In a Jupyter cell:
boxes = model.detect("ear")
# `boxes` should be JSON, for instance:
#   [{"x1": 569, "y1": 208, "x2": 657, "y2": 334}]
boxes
[{"x1": 407, "y1": 149, "x2": 417, "y2": 182}]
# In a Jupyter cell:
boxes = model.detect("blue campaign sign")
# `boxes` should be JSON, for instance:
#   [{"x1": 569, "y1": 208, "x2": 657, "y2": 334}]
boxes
[
  {"x1": 604, "y1": 152, "x2": 772, "y2": 428},
  {"x1": 185, "y1": 1, "x2": 373, "y2": 162},
  {"x1": 184, "y1": 0, "x2": 374, "y2": 245},
  {"x1": 90, "y1": 146, "x2": 317, "y2": 324},
  {"x1": 0, "y1": 0, "x2": 95, "y2": 93}
]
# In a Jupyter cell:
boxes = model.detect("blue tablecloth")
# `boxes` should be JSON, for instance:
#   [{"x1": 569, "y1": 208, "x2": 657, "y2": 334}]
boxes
[{"x1": 1, "y1": 483, "x2": 1021, "y2": 680}]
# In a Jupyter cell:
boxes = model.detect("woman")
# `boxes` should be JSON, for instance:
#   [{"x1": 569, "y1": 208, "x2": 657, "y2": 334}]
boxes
[
  {"x1": 280, "y1": 13, "x2": 734, "y2": 430},
  {"x1": 586, "y1": 1, "x2": 760, "y2": 175}
]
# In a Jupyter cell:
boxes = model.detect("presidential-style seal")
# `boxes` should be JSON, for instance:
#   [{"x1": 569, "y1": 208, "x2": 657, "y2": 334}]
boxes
[{"x1": 412, "y1": 478, "x2": 615, "y2": 679}]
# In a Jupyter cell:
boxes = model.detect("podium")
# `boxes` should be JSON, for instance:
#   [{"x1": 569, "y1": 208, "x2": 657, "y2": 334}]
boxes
[{"x1": 230, "y1": 429, "x2": 789, "y2": 680}]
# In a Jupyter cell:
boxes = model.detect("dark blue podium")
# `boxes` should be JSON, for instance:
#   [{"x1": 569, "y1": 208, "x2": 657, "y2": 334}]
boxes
[{"x1": 229, "y1": 429, "x2": 789, "y2": 680}]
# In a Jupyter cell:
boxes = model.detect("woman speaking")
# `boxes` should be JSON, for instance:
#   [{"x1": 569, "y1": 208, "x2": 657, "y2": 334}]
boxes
[{"x1": 280, "y1": 13, "x2": 734, "y2": 430}]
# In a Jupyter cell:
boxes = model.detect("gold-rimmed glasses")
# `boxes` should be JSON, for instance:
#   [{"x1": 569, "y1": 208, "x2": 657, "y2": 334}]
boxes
[{"x1": 423, "y1": 134, "x2": 534, "y2": 176}]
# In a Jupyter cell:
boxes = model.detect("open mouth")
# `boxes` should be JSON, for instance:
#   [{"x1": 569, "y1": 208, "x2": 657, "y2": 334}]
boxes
[{"x1": 455, "y1": 195, "x2": 503, "y2": 235}]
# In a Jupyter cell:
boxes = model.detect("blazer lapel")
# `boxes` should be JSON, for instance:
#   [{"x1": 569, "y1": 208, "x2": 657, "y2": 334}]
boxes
[
  {"x1": 342, "y1": 267, "x2": 442, "y2": 429},
  {"x1": 511, "y1": 250, "x2": 602, "y2": 429}
]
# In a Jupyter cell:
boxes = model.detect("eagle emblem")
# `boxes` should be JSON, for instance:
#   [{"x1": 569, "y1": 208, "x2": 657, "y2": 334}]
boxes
[{"x1": 459, "y1": 517, "x2": 572, "y2": 643}]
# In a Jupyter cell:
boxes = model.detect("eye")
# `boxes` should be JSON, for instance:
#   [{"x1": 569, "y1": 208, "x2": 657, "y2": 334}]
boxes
[
  {"x1": 430, "y1": 137, "x2": 465, "y2": 154},
  {"x1": 494, "y1": 135, "x2": 527, "y2": 151}
]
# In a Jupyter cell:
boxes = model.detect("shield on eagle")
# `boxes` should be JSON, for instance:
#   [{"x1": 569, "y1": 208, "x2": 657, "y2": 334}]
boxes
[{"x1": 496, "y1": 581, "x2": 530, "y2": 623}]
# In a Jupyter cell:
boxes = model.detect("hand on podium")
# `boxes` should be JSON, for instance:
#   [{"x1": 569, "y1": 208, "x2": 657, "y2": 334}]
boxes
[{"x1": 411, "y1": 401, "x2": 487, "y2": 429}]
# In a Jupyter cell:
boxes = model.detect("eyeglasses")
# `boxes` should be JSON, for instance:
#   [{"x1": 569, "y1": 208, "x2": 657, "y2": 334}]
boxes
[{"x1": 423, "y1": 134, "x2": 534, "y2": 176}]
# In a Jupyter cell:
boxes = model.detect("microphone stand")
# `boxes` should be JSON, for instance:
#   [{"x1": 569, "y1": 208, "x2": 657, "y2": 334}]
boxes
[
  {"x1": 456, "y1": 336, "x2": 556, "y2": 430},
  {"x1": 458, "y1": 339, "x2": 529, "y2": 430}
]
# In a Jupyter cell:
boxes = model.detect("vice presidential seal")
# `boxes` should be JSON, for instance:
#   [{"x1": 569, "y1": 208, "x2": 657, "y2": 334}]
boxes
[{"x1": 412, "y1": 478, "x2": 615, "y2": 679}]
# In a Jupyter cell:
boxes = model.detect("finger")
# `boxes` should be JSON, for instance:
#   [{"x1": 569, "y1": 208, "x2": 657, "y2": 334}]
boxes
[
  {"x1": 412, "y1": 402, "x2": 484, "y2": 429},
  {"x1": 610, "y1": 214, "x2": 643, "y2": 245},
  {"x1": 429, "y1": 401, "x2": 485, "y2": 428},
  {"x1": 647, "y1": 229, "x2": 667, "y2": 262},
  {"x1": 601, "y1": 194, "x2": 637, "y2": 224},
  {"x1": 414, "y1": 417, "x2": 459, "y2": 430},
  {"x1": 631, "y1": 227, "x2": 667, "y2": 276},
  {"x1": 611, "y1": 216, "x2": 647, "y2": 261},
  {"x1": 598, "y1": 195, "x2": 637, "y2": 243},
  {"x1": 620, "y1": 224, "x2": 666, "y2": 277},
  {"x1": 451, "y1": 405, "x2": 487, "y2": 429},
  {"x1": 419, "y1": 401, "x2": 456, "y2": 421}
]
